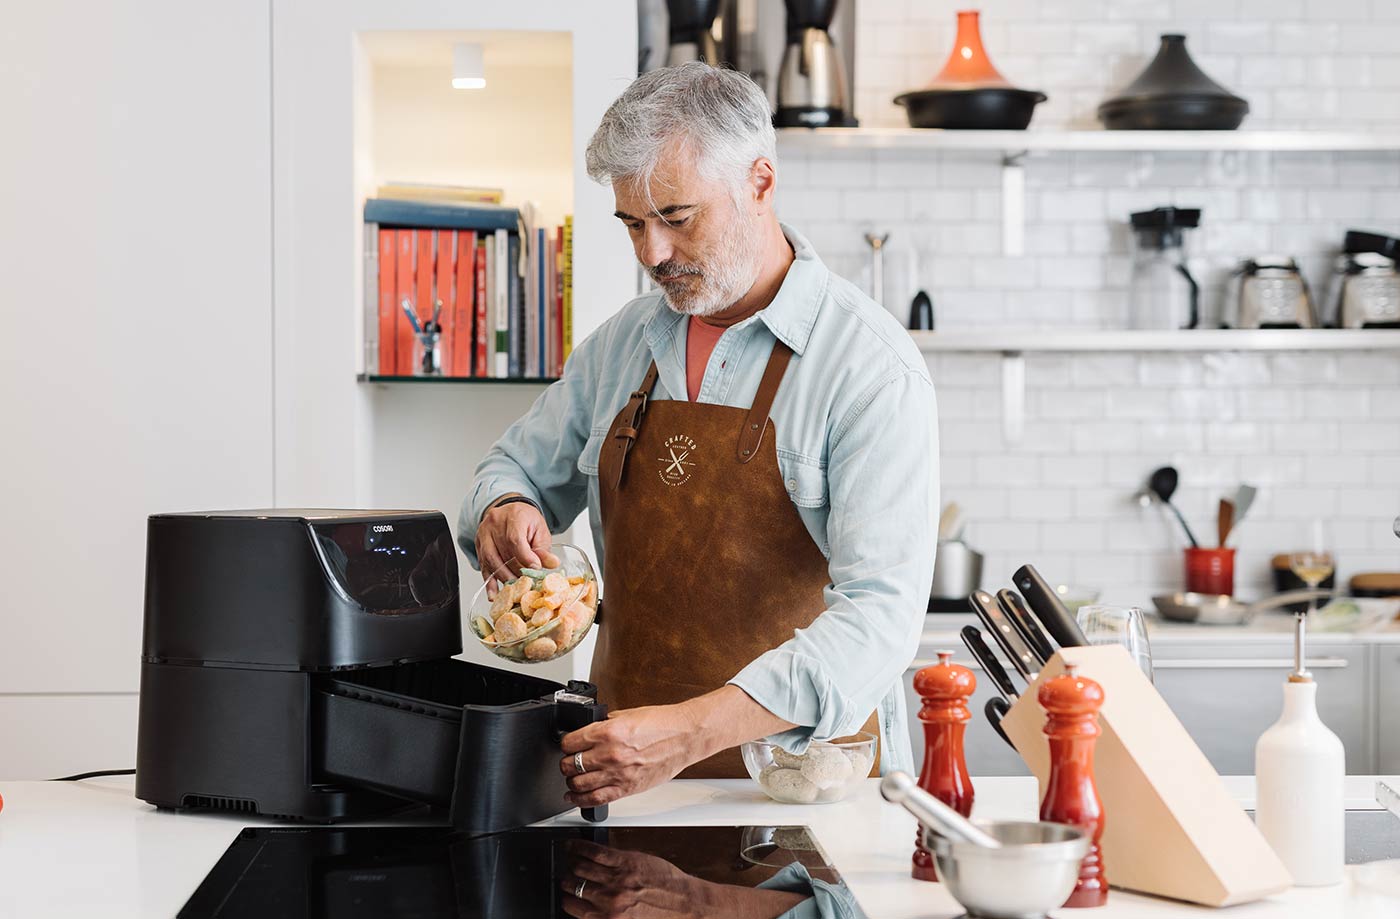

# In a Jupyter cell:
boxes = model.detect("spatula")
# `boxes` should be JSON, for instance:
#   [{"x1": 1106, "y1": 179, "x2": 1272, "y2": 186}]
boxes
[{"x1": 1217, "y1": 498, "x2": 1235, "y2": 548}]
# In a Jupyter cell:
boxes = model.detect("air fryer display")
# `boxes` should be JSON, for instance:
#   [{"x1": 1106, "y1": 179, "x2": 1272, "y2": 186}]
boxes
[{"x1": 313, "y1": 520, "x2": 458, "y2": 614}]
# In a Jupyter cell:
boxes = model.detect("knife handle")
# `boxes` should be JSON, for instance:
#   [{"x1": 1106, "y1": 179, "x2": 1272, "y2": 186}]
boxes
[
  {"x1": 1012, "y1": 564, "x2": 1088, "y2": 648},
  {"x1": 969, "y1": 589, "x2": 1039, "y2": 681},
  {"x1": 995, "y1": 589, "x2": 1056, "y2": 665},
  {"x1": 985, "y1": 697, "x2": 1014, "y2": 750},
  {"x1": 960, "y1": 626, "x2": 1017, "y2": 701}
]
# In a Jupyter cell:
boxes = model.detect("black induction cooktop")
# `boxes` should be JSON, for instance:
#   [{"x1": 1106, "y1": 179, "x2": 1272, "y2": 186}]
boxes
[{"x1": 179, "y1": 824, "x2": 868, "y2": 918}]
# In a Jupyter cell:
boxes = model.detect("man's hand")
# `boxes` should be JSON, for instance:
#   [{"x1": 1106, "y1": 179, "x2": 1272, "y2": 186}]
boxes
[
  {"x1": 559, "y1": 704, "x2": 701, "y2": 808},
  {"x1": 560, "y1": 685, "x2": 796, "y2": 808},
  {"x1": 475, "y1": 496, "x2": 556, "y2": 591}
]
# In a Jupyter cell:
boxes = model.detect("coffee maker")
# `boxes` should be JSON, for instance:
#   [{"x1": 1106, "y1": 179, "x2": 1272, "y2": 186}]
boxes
[
  {"x1": 1128, "y1": 207, "x2": 1200, "y2": 330},
  {"x1": 775, "y1": 0, "x2": 857, "y2": 127},
  {"x1": 664, "y1": 0, "x2": 721, "y2": 67}
]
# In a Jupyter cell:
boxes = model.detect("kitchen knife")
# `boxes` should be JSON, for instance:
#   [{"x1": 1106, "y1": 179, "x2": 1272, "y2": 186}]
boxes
[
  {"x1": 995, "y1": 588, "x2": 1055, "y2": 665},
  {"x1": 960, "y1": 625, "x2": 1018, "y2": 701},
  {"x1": 969, "y1": 590, "x2": 1039, "y2": 682},
  {"x1": 985, "y1": 697, "x2": 1014, "y2": 750},
  {"x1": 1012, "y1": 564, "x2": 1088, "y2": 649}
]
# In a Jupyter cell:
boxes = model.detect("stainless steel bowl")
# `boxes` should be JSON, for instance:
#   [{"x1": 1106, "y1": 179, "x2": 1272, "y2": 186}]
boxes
[
  {"x1": 930, "y1": 540, "x2": 983, "y2": 602},
  {"x1": 923, "y1": 821, "x2": 1089, "y2": 919}
]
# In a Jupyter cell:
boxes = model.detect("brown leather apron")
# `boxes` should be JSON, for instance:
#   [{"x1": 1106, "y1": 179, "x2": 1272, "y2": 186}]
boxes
[{"x1": 592, "y1": 339, "x2": 879, "y2": 778}]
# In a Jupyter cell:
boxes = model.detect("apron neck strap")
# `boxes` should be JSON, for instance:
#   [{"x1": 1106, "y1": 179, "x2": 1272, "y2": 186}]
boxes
[
  {"x1": 608, "y1": 361, "x2": 660, "y2": 491},
  {"x1": 737, "y1": 341, "x2": 794, "y2": 464}
]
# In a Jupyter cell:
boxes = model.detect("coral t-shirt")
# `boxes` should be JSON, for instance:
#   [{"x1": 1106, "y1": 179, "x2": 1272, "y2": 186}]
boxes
[{"x1": 685, "y1": 315, "x2": 727, "y2": 402}]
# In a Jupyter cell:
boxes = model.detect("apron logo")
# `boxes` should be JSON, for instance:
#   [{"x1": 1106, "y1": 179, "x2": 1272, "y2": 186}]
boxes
[{"x1": 658, "y1": 434, "x2": 697, "y2": 487}]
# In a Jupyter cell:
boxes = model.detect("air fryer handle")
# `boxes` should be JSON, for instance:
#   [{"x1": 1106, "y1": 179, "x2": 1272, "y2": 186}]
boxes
[{"x1": 555, "y1": 687, "x2": 609, "y2": 824}]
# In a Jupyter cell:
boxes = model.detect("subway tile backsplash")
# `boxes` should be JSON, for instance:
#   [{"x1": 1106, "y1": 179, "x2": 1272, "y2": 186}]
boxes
[{"x1": 775, "y1": 1, "x2": 1400, "y2": 600}]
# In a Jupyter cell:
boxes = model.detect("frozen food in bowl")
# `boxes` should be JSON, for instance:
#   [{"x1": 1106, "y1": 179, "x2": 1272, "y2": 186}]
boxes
[
  {"x1": 741, "y1": 733, "x2": 876, "y2": 804},
  {"x1": 468, "y1": 543, "x2": 598, "y2": 664}
]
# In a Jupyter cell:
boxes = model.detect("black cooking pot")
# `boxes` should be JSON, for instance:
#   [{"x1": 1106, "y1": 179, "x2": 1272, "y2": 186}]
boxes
[{"x1": 894, "y1": 87, "x2": 1047, "y2": 130}]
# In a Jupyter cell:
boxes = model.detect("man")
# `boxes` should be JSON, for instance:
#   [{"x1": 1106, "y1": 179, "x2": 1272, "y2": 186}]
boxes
[{"x1": 460, "y1": 62, "x2": 937, "y2": 810}]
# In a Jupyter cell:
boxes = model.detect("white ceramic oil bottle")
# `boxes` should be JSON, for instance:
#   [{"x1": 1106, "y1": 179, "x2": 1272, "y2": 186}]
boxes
[{"x1": 1254, "y1": 610, "x2": 1345, "y2": 886}]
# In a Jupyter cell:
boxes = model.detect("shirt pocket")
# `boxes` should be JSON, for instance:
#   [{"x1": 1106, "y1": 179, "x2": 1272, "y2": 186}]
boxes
[
  {"x1": 577, "y1": 428, "x2": 609, "y2": 477},
  {"x1": 777, "y1": 451, "x2": 827, "y2": 509}
]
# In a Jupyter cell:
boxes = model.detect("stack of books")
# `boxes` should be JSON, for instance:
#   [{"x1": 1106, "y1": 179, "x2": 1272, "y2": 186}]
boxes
[{"x1": 363, "y1": 189, "x2": 573, "y2": 379}]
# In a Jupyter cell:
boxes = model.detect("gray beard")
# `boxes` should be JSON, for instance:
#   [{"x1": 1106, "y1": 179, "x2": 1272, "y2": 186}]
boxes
[{"x1": 657, "y1": 216, "x2": 765, "y2": 318}]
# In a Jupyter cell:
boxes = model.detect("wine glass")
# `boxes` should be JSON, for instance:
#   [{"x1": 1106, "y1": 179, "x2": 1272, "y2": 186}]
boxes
[
  {"x1": 1288, "y1": 519, "x2": 1334, "y2": 675},
  {"x1": 1076, "y1": 605, "x2": 1154, "y2": 683}
]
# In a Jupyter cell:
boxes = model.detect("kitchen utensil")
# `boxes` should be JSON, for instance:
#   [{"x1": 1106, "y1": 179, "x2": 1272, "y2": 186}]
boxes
[
  {"x1": 775, "y1": 0, "x2": 857, "y2": 127},
  {"x1": 663, "y1": 0, "x2": 721, "y2": 67},
  {"x1": 922, "y1": 821, "x2": 1092, "y2": 919},
  {"x1": 970, "y1": 589, "x2": 1040, "y2": 681},
  {"x1": 1217, "y1": 498, "x2": 1235, "y2": 547},
  {"x1": 931, "y1": 540, "x2": 984, "y2": 601},
  {"x1": 911, "y1": 651, "x2": 977, "y2": 881},
  {"x1": 741, "y1": 732, "x2": 875, "y2": 804},
  {"x1": 1128, "y1": 207, "x2": 1201, "y2": 330},
  {"x1": 1000, "y1": 646, "x2": 1293, "y2": 907},
  {"x1": 894, "y1": 10, "x2": 1046, "y2": 130},
  {"x1": 468, "y1": 543, "x2": 598, "y2": 663},
  {"x1": 1039, "y1": 663, "x2": 1109, "y2": 907},
  {"x1": 1150, "y1": 588, "x2": 1332, "y2": 625},
  {"x1": 961, "y1": 625, "x2": 1017, "y2": 700},
  {"x1": 985, "y1": 696, "x2": 1014, "y2": 749},
  {"x1": 937, "y1": 501, "x2": 962, "y2": 541},
  {"x1": 1331, "y1": 230, "x2": 1400, "y2": 329},
  {"x1": 1076, "y1": 605, "x2": 1153, "y2": 680},
  {"x1": 863, "y1": 231, "x2": 888, "y2": 304},
  {"x1": 1012, "y1": 564, "x2": 1089, "y2": 648},
  {"x1": 1147, "y1": 465, "x2": 1200, "y2": 548},
  {"x1": 1098, "y1": 33, "x2": 1248, "y2": 130},
  {"x1": 1255, "y1": 608, "x2": 1346, "y2": 886},
  {"x1": 881, "y1": 771, "x2": 1001, "y2": 848},
  {"x1": 1226, "y1": 255, "x2": 1316, "y2": 328},
  {"x1": 996, "y1": 588, "x2": 1055, "y2": 665},
  {"x1": 135, "y1": 510, "x2": 609, "y2": 831},
  {"x1": 909, "y1": 289, "x2": 934, "y2": 330},
  {"x1": 1232, "y1": 483, "x2": 1257, "y2": 529}
]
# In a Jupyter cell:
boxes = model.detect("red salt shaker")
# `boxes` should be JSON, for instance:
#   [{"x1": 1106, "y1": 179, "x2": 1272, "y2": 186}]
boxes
[
  {"x1": 1040, "y1": 663, "x2": 1108, "y2": 908},
  {"x1": 911, "y1": 650, "x2": 976, "y2": 881}
]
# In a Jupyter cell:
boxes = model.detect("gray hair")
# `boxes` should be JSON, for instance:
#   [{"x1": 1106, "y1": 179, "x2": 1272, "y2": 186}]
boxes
[{"x1": 586, "y1": 62, "x2": 776, "y2": 201}]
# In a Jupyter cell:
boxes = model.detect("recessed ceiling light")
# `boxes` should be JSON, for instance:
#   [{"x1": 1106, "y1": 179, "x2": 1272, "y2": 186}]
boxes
[{"x1": 452, "y1": 43, "x2": 485, "y2": 90}]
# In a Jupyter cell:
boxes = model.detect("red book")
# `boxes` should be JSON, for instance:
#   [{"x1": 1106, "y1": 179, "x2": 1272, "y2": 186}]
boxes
[
  {"x1": 434, "y1": 229, "x2": 455, "y2": 373},
  {"x1": 415, "y1": 228, "x2": 434, "y2": 327},
  {"x1": 377, "y1": 228, "x2": 397, "y2": 375},
  {"x1": 474, "y1": 243, "x2": 488, "y2": 377},
  {"x1": 453, "y1": 231, "x2": 476, "y2": 376},
  {"x1": 395, "y1": 229, "x2": 416, "y2": 375}
]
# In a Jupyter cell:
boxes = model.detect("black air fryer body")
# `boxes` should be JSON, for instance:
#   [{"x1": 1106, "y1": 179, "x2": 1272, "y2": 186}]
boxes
[{"x1": 135, "y1": 510, "x2": 605, "y2": 830}]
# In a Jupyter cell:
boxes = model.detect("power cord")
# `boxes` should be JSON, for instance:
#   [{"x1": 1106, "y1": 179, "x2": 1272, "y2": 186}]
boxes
[{"x1": 49, "y1": 769, "x2": 135, "y2": 781}]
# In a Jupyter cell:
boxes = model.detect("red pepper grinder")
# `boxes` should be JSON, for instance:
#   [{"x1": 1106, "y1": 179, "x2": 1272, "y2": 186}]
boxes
[
  {"x1": 911, "y1": 649, "x2": 976, "y2": 881},
  {"x1": 1040, "y1": 662, "x2": 1108, "y2": 908}
]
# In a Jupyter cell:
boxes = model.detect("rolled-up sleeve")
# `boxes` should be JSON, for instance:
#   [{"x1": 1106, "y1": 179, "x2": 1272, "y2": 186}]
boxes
[
  {"x1": 728, "y1": 368, "x2": 938, "y2": 751},
  {"x1": 456, "y1": 343, "x2": 598, "y2": 569}
]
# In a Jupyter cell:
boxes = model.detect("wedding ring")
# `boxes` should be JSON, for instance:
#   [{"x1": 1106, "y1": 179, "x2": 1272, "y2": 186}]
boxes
[
  {"x1": 574, "y1": 752, "x2": 587, "y2": 775},
  {"x1": 574, "y1": 879, "x2": 587, "y2": 898}
]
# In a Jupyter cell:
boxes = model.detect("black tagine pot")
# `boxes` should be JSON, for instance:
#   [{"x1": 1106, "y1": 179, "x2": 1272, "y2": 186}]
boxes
[
  {"x1": 1099, "y1": 34, "x2": 1249, "y2": 130},
  {"x1": 895, "y1": 87, "x2": 1048, "y2": 130}
]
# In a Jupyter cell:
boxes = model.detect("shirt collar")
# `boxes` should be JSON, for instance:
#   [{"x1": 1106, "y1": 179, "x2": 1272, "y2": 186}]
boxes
[{"x1": 641, "y1": 222, "x2": 829, "y2": 357}]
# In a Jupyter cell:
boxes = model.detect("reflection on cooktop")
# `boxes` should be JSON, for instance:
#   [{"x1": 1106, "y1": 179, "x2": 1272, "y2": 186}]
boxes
[{"x1": 179, "y1": 824, "x2": 869, "y2": 919}]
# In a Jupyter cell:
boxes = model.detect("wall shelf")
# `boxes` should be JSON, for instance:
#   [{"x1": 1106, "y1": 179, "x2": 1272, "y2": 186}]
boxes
[
  {"x1": 913, "y1": 329, "x2": 1400, "y2": 354},
  {"x1": 359, "y1": 374, "x2": 558, "y2": 384},
  {"x1": 777, "y1": 128, "x2": 1400, "y2": 155}
]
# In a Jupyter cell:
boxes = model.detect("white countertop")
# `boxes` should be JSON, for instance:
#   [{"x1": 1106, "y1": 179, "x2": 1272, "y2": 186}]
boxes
[{"x1": 1, "y1": 775, "x2": 1396, "y2": 917}]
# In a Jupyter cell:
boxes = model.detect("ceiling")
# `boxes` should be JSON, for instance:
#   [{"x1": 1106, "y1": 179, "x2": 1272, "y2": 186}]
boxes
[{"x1": 358, "y1": 30, "x2": 573, "y2": 70}]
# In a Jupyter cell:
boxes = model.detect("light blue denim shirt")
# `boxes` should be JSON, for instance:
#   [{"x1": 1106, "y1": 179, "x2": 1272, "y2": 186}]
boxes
[{"x1": 460, "y1": 225, "x2": 938, "y2": 773}]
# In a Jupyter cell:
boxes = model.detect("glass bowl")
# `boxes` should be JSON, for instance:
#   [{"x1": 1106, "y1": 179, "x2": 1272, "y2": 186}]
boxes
[
  {"x1": 1054, "y1": 584, "x2": 1102, "y2": 616},
  {"x1": 467, "y1": 543, "x2": 598, "y2": 664},
  {"x1": 740, "y1": 733, "x2": 876, "y2": 804}
]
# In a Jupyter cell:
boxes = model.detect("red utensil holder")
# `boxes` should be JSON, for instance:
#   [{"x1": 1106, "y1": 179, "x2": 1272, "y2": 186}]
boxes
[{"x1": 1184, "y1": 547, "x2": 1235, "y2": 596}]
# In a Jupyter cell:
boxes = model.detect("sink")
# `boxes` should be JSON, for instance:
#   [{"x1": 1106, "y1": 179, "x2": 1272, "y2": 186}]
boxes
[{"x1": 1247, "y1": 810, "x2": 1400, "y2": 864}]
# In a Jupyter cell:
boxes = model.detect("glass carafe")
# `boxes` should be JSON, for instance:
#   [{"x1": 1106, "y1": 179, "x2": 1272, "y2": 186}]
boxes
[{"x1": 1128, "y1": 207, "x2": 1200, "y2": 330}]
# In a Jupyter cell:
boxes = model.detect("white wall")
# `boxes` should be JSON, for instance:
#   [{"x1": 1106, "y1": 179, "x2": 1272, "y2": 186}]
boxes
[
  {"x1": 0, "y1": 1, "x2": 273, "y2": 778},
  {"x1": 781, "y1": 0, "x2": 1400, "y2": 603}
]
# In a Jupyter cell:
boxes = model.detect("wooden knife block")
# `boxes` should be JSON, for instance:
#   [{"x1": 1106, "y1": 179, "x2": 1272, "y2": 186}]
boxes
[{"x1": 1000, "y1": 645, "x2": 1291, "y2": 907}]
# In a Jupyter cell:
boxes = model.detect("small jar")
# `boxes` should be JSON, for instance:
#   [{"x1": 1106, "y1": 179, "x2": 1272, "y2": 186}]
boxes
[
  {"x1": 1185, "y1": 547, "x2": 1235, "y2": 596},
  {"x1": 412, "y1": 328, "x2": 442, "y2": 376}
]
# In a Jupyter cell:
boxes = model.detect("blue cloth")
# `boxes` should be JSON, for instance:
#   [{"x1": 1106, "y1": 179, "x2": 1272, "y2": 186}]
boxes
[{"x1": 459, "y1": 225, "x2": 939, "y2": 773}]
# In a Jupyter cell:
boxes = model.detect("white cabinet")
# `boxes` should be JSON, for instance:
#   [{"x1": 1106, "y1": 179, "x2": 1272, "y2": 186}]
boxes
[{"x1": 1377, "y1": 645, "x2": 1400, "y2": 775}]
